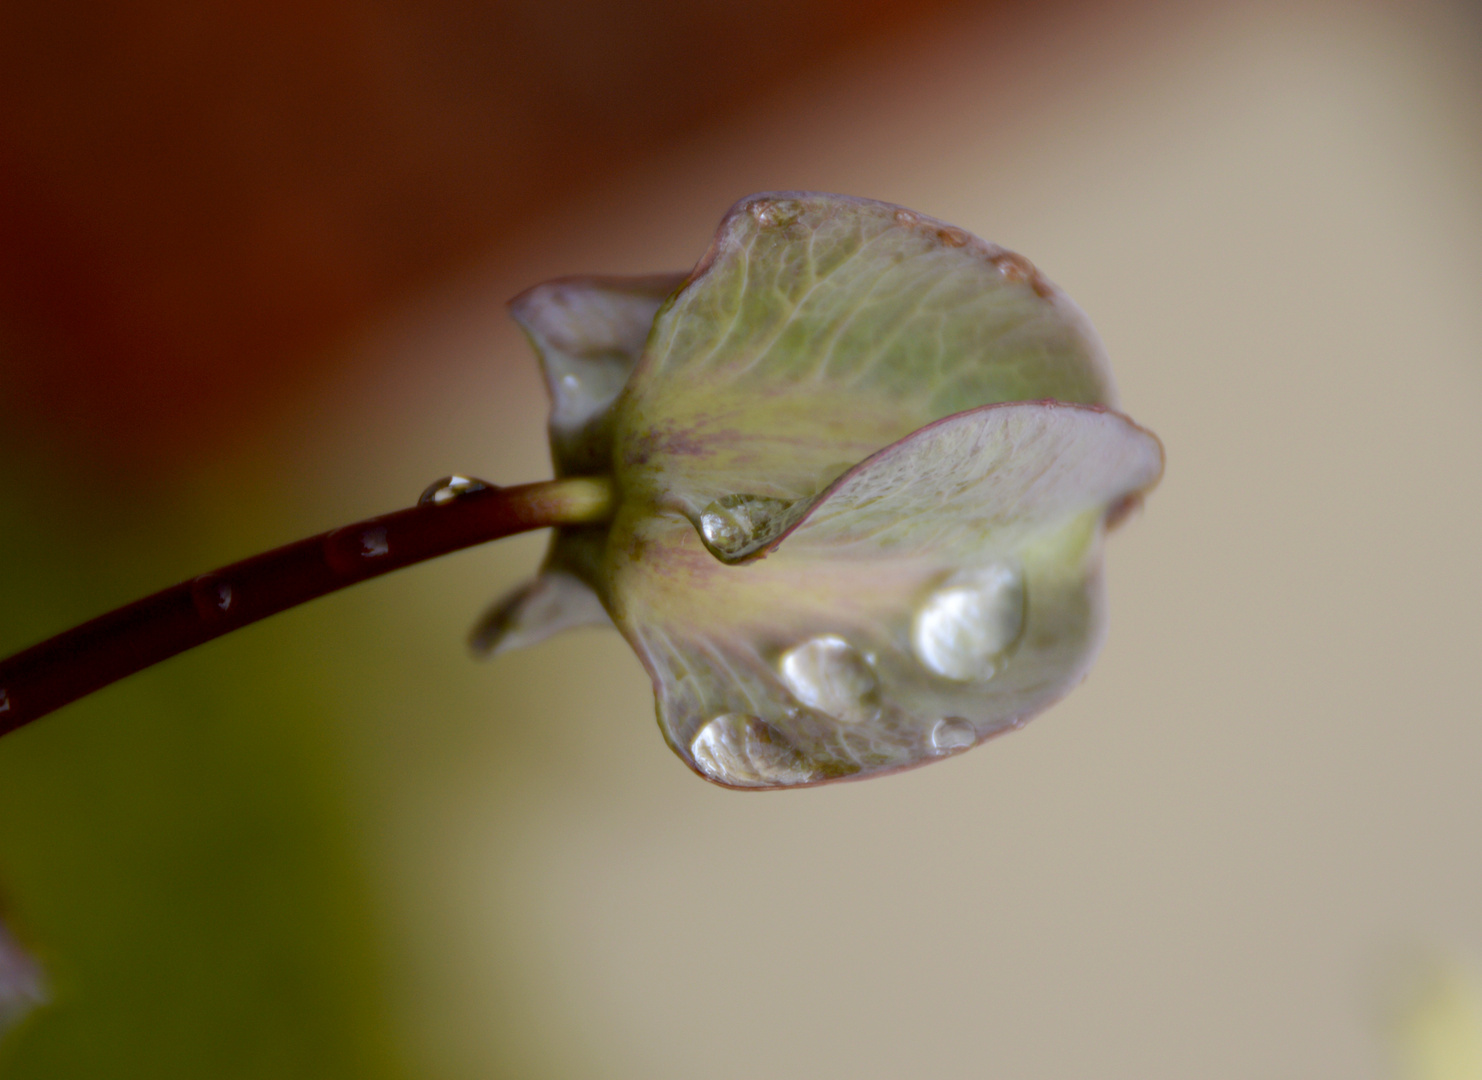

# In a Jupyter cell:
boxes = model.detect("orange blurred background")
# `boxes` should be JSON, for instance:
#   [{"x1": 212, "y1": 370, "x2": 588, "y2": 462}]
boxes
[{"x1": 0, "y1": 0, "x2": 1005, "y2": 476}]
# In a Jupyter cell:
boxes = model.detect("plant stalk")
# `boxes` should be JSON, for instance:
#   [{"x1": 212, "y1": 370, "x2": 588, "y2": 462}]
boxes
[{"x1": 0, "y1": 476, "x2": 616, "y2": 737}]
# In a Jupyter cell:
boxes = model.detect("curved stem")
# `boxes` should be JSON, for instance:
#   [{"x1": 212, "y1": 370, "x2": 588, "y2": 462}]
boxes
[{"x1": 0, "y1": 476, "x2": 616, "y2": 737}]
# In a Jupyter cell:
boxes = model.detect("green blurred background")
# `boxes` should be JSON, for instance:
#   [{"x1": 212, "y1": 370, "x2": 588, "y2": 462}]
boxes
[{"x1": 2, "y1": 0, "x2": 1481, "y2": 1076}]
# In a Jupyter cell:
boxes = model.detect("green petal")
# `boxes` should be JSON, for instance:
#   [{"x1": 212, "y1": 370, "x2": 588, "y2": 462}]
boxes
[
  {"x1": 612, "y1": 192, "x2": 1117, "y2": 522},
  {"x1": 604, "y1": 402, "x2": 1162, "y2": 789}
]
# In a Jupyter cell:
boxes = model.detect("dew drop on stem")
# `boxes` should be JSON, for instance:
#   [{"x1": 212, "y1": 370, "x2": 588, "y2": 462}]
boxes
[
  {"x1": 190, "y1": 575, "x2": 235, "y2": 622},
  {"x1": 324, "y1": 524, "x2": 391, "y2": 576},
  {"x1": 418, "y1": 475, "x2": 494, "y2": 506}
]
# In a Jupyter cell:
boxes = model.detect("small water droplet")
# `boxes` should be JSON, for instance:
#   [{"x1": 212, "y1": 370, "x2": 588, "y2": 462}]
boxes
[
  {"x1": 419, "y1": 475, "x2": 493, "y2": 506},
  {"x1": 779, "y1": 635, "x2": 880, "y2": 724},
  {"x1": 190, "y1": 575, "x2": 234, "y2": 622},
  {"x1": 360, "y1": 526, "x2": 389, "y2": 557},
  {"x1": 698, "y1": 494, "x2": 795, "y2": 560},
  {"x1": 690, "y1": 714, "x2": 818, "y2": 788},
  {"x1": 990, "y1": 251, "x2": 1033, "y2": 282},
  {"x1": 893, "y1": 209, "x2": 919, "y2": 226},
  {"x1": 560, "y1": 373, "x2": 580, "y2": 389},
  {"x1": 749, "y1": 198, "x2": 802, "y2": 228},
  {"x1": 936, "y1": 226, "x2": 969, "y2": 247},
  {"x1": 325, "y1": 524, "x2": 392, "y2": 575},
  {"x1": 0, "y1": 689, "x2": 10, "y2": 714},
  {"x1": 930, "y1": 717, "x2": 976, "y2": 753},
  {"x1": 912, "y1": 564, "x2": 1025, "y2": 681},
  {"x1": 989, "y1": 251, "x2": 1052, "y2": 297}
]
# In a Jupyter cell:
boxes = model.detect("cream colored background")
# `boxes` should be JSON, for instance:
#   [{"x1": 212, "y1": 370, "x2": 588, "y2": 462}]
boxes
[{"x1": 262, "y1": 1, "x2": 1482, "y2": 1075}]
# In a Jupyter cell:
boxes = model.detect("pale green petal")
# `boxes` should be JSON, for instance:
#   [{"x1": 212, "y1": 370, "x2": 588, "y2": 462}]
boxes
[
  {"x1": 605, "y1": 402, "x2": 1162, "y2": 788},
  {"x1": 613, "y1": 192, "x2": 1116, "y2": 518}
]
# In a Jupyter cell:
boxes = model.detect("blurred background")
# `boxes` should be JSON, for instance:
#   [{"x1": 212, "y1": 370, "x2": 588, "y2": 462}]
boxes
[{"x1": 2, "y1": 0, "x2": 1481, "y2": 1075}]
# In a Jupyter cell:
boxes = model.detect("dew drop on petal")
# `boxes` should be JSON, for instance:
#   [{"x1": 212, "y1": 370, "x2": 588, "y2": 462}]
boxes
[
  {"x1": 749, "y1": 198, "x2": 802, "y2": 228},
  {"x1": 990, "y1": 251, "x2": 1034, "y2": 282},
  {"x1": 779, "y1": 635, "x2": 880, "y2": 724},
  {"x1": 419, "y1": 475, "x2": 494, "y2": 506},
  {"x1": 912, "y1": 564, "x2": 1025, "y2": 681},
  {"x1": 698, "y1": 495, "x2": 795, "y2": 560},
  {"x1": 930, "y1": 717, "x2": 977, "y2": 753},
  {"x1": 690, "y1": 713, "x2": 818, "y2": 788}
]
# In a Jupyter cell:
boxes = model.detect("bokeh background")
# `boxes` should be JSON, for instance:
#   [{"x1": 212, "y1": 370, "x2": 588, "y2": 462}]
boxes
[{"x1": 2, "y1": 0, "x2": 1481, "y2": 1075}]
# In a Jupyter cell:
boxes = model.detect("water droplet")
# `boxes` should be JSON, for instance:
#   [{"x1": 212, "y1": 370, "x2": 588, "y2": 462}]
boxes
[
  {"x1": 359, "y1": 526, "x2": 389, "y2": 557},
  {"x1": 190, "y1": 575, "x2": 234, "y2": 622},
  {"x1": 989, "y1": 251, "x2": 1052, "y2": 298},
  {"x1": 749, "y1": 198, "x2": 802, "y2": 228},
  {"x1": 990, "y1": 251, "x2": 1033, "y2": 282},
  {"x1": 930, "y1": 717, "x2": 976, "y2": 753},
  {"x1": 936, "y1": 226, "x2": 969, "y2": 247},
  {"x1": 325, "y1": 524, "x2": 392, "y2": 575},
  {"x1": 698, "y1": 494, "x2": 795, "y2": 560},
  {"x1": 912, "y1": 564, "x2": 1025, "y2": 681},
  {"x1": 690, "y1": 714, "x2": 818, "y2": 788},
  {"x1": 893, "y1": 209, "x2": 919, "y2": 226},
  {"x1": 0, "y1": 689, "x2": 10, "y2": 714},
  {"x1": 779, "y1": 635, "x2": 880, "y2": 724},
  {"x1": 419, "y1": 475, "x2": 493, "y2": 506}
]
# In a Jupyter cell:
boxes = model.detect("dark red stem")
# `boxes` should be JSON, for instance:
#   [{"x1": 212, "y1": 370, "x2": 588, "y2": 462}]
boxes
[{"x1": 0, "y1": 478, "x2": 613, "y2": 737}]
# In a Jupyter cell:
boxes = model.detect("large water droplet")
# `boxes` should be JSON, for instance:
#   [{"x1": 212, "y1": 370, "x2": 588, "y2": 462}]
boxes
[
  {"x1": 912, "y1": 564, "x2": 1025, "y2": 681},
  {"x1": 779, "y1": 635, "x2": 880, "y2": 724},
  {"x1": 698, "y1": 495, "x2": 795, "y2": 560},
  {"x1": 419, "y1": 475, "x2": 493, "y2": 506},
  {"x1": 689, "y1": 714, "x2": 818, "y2": 788},
  {"x1": 930, "y1": 717, "x2": 976, "y2": 753}
]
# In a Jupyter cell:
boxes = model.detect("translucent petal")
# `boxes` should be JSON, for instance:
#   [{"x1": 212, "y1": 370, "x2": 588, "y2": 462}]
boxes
[
  {"x1": 470, "y1": 568, "x2": 610, "y2": 657},
  {"x1": 606, "y1": 402, "x2": 1162, "y2": 788},
  {"x1": 509, "y1": 273, "x2": 685, "y2": 476},
  {"x1": 612, "y1": 192, "x2": 1117, "y2": 524}
]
